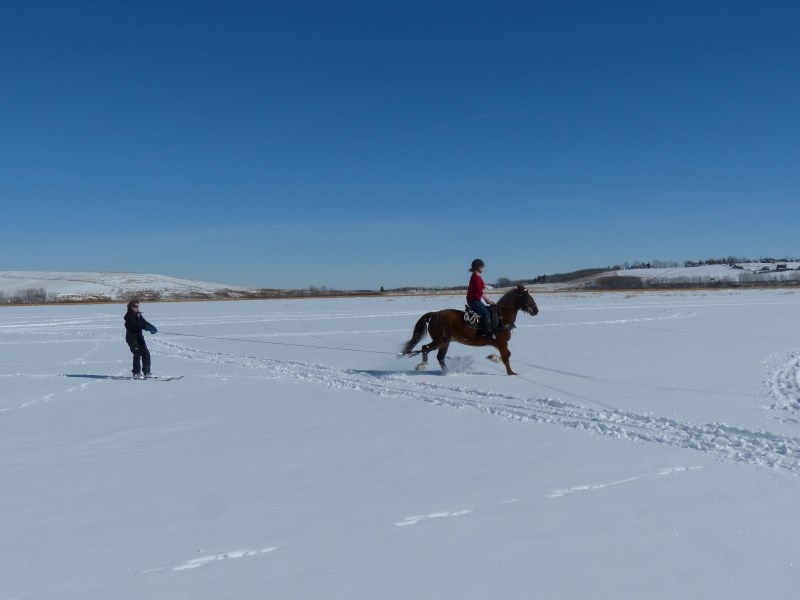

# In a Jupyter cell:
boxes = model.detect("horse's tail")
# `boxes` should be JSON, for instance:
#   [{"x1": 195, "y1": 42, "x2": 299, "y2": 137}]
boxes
[{"x1": 400, "y1": 312, "x2": 434, "y2": 356}]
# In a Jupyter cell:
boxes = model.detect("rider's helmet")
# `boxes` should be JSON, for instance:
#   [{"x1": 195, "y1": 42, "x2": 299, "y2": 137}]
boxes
[{"x1": 471, "y1": 258, "x2": 485, "y2": 271}]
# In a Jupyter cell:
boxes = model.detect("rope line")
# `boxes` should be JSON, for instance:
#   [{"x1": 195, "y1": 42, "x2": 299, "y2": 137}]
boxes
[{"x1": 160, "y1": 331, "x2": 400, "y2": 355}]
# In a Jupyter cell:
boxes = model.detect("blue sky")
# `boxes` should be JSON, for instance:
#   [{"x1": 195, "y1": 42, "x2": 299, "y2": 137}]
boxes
[{"x1": 2, "y1": 1, "x2": 798, "y2": 290}]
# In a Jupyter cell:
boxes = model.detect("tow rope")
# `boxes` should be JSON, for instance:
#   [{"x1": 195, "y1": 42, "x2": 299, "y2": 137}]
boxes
[{"x1": 159, "y1": 331, "x2": 399, "y2": 356}]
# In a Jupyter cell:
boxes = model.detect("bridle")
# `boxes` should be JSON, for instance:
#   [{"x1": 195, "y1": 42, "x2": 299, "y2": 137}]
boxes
[{"x1": 517, "y1": 287, "x2": 538, "y2": 316}]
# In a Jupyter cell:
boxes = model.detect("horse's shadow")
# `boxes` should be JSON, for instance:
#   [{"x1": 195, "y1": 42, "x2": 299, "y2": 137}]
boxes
[
  {"x1": 352, "y1": 356, "x2": 495, "y2": 378},
  {"x1": 352, "y1": 368, "x2": 499, "y2": 378},
  {"x1": 64, "y1": 374, "x2": 131, "y2": 380},
  {"x1": 350, "y1": 369, "x2": 433, "y2": 378}
]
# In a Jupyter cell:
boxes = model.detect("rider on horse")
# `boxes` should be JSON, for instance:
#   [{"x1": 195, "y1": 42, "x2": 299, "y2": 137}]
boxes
[{"x1": 467, "y1": 258, "x2": 495, "y2": 337}]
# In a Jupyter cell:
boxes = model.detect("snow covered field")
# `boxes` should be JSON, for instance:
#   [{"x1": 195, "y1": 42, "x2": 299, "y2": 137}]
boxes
[{"x1": 2, "y1": 289, "x2": 800, "y2": 599}]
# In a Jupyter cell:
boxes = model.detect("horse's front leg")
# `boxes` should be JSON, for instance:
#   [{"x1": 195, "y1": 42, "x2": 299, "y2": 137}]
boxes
[
  {"x1": 436, "y1": 342, "x2": 450, "y2": 373},
  {"x1": 498, "y1": 343, "x2": 516, "y2": 375},
  {"x1": 485, "y1": 341, "x2": 517, "y2": 375}
]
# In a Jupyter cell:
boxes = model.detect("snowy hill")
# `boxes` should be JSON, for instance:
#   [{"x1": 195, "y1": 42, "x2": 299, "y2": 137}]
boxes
[
  {"x1": 0, "y1": 271, "x2": 258, "y2": 303},
  {"x1": 552, "y1": 263, "x2": 800, "y2": 291},
  {"x1": 619, "y1": 262, "x2": 800, "y2": 283}
]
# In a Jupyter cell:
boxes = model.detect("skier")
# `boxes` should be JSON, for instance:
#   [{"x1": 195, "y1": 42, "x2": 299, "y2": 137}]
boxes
[
  {"x1": 467, "y1": 259, "x2": 495, "y2": 337},
  {"x1": 124, "y1": 299, "x2": 157, "y2": 379}
]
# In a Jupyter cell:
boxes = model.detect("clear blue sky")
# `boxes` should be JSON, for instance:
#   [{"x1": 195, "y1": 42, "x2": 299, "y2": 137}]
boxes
[{"x1": 2, "y1": 1, "x2": 798, "y2": 290}]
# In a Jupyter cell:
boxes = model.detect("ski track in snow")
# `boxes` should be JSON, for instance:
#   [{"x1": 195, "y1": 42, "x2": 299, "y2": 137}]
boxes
[
  {"x1": 548, "y1": 466, "x2": 704, "y2": 498},
  {"x1": 395, "y1": 510, "x2": 474, "y2": 527},
  {"x1": 140, "y1": 547, "x2": 279, "y2": 574},
  {"x1": 18, "y1": 380, "x2": 92, "y2": 409},
  {"x1": 146, "y1": 338, "x2": 800, "y2": 476},
  {"x1": 394, "y1": 466, "x2": 704, "y2": 527}
]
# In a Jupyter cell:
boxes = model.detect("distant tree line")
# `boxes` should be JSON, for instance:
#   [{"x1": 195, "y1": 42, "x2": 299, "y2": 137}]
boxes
[
  {"x1": 620, "y1": 260, "x2": 679, "y2": 269},
  {"x1": 590, "y1": 271, "x2": 800, "y2": 291},
  {"x1": 620, "y1": 256, "x2": 799, "y2": 269},
  {"x1": 0, "y1": 288, "x2": 48, "y2": 304}
]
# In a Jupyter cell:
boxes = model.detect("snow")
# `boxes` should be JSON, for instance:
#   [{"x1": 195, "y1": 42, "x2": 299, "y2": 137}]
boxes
[
  {"x1": 2, "y1": 288, "x2": 800, "y2": 599},
  {"x1": 0, "y1": 271, "x2": 254, "y2": 301}
]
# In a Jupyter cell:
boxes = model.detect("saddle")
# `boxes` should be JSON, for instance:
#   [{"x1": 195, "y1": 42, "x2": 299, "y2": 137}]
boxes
[{"x1": 463, "y1": 304, "x2": 513, "y2": 332}]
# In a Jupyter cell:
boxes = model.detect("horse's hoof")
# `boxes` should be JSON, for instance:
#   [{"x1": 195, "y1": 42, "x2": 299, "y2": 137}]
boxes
[
  {"x1": 415, "y1": 363, "x2": 428, "y2": 371},
  {"x1": 486, "y1": 354, "x2": 502, "y2": 363}
]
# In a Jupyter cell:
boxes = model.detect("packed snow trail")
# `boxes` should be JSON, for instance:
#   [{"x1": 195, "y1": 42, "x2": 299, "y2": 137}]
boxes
[
  {"x1": 764, "y1": 351, "x2": 800, "y2": 421},
  {"x1": 153, "y1": 337, "x2": 800, "y2": 475}
]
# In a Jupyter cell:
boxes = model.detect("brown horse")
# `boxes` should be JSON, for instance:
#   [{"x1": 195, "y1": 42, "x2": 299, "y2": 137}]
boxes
[{"x1": 400, "y1": 285, "x2": 539, "y2": 375}]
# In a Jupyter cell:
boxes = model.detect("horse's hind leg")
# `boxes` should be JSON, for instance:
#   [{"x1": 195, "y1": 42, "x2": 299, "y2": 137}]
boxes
[
  {"x1": 416, "y1": 313, "x2": 443, "y2": 371},
  {"x1": 416, "y1": 339, "x2": 446, "y2": 371},
  {"x1": 415, "y1": 341, "x2": 434, "y2": 370},
  {"x1": 415, "y1": 346, "x2": 430, "y2": 370},
  {"x1": 436, "y1": 342, "x2": 450, "y2": 372}
]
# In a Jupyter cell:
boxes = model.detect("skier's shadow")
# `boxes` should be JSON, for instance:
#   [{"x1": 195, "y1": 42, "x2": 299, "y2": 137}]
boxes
[{"x1": 64, "y1": 374, "x2": 131, "y2": 380}]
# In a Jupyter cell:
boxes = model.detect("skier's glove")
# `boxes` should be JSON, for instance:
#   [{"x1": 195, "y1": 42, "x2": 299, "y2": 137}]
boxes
[{"x1": 147, "y1": 325, "x2": 158, "y2": 334}]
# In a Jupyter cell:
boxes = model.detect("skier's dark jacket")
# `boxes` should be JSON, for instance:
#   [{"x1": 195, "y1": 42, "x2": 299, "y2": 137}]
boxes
[{"x1": 124, "y1": 310, "x2": 154, "y2": 345}]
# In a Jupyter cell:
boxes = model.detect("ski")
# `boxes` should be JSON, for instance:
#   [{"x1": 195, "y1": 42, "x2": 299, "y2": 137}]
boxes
[{"x1": 134, "y1": 375, "x2": 184, "y2": 381}]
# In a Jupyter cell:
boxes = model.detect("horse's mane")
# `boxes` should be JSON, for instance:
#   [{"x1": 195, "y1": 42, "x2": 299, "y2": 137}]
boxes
[{"x1": 496, "y1": 286, "x2": 524, "y2": 307}]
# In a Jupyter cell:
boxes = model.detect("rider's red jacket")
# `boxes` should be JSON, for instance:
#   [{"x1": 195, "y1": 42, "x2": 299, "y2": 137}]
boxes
[{"x1": 467, "y1": 272, "x2": 485, "y2": 302}]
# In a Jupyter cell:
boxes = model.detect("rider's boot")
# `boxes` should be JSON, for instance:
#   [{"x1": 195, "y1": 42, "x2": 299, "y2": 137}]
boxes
[{"x1": 480, "y1": 318, "x2": 493, "y2": 337}]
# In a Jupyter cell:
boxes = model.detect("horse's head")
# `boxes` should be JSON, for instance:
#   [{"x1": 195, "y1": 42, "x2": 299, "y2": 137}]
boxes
[{"x1": 515, "y1": 285, "x2": 539, "y2": 316}]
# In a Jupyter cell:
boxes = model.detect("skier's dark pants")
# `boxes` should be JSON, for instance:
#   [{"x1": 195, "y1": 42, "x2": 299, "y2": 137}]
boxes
[{"x1": 126, "y1": 334, "x2": 151, "y2": 375}]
